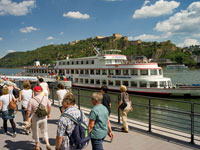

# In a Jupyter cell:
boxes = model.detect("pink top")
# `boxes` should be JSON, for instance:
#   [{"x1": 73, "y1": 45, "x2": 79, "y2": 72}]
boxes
[{"x1": 26, "y1": 94, "x2": 51, "y2": 113}]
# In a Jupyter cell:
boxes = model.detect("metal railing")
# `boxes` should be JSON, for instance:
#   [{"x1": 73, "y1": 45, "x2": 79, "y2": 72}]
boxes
[{"x1": 48, "y1": 85, "x2": 200, "y2": 144}]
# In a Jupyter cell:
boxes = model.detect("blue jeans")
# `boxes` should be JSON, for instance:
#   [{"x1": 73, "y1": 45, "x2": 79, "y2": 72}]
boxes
[
  {"x1": 91, "y1": 138, "x2": 104, "y2": 150},
  {"x1": 21, "y1": 106, "x2": 26, "y2": 121}
]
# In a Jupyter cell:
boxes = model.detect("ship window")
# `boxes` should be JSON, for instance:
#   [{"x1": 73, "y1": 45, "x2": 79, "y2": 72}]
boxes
[
  {"x1": 90, "y1": 70, "x2": 94, "y2": 75},
  {"x1": 159, "y1": 69, "x2": 162, "y2": 75},
  {"x1": 123, "y1": 81, "x2": 129, "y2": 87},
  {"x1": 80, "y1": 70, "x2": 84, "y2": 74},
  {"x1": 85, "y1": 79, "x2": 89, "y2": 84},
  {"x1": 140, "y1": 81, "x2": 147, "y2": 87},
  {"x1": 75, "y1": 78, "x2": 78, "y2": 83},
  {"x1": 75, "y1": 70, "x2": 79, "y2": 74},
  {"x1": 108, "y1": 80, "x2": 113, "y2": 86},
  {"x1": 66, "y1": 70, "x2": 69, "y2": 74},
  {"x1": 62, "y1": 62, "x2": 65, "y2": 65},
  {"x1": 123, "y1": 70, "x2": 129, "y2": 76},
  {"x1": 80, "y1": 78, "x2": 83, "y2": 83},
  {"x1": 131, "y1": 69, "x2": 138, "y2": 76},
  {"x1": 96, "y1": 79, "x2": 100, "y2": 84},
  {"x1": 96, "y1": 70, "x2": 100, "y2": 75},
  {"x1": 116, "y1": 70, "x2": 121, "y2": 75},
  {"x1": 72, "y1": 61, "x2": 74, "y2": 65},
  {"x1": 86, "y1": 61, "x2": 89, "y2": 64},
  {"x1": 102, "y1": 70, "x2": 107, "y2": 75},
  {"x1": 102, "y1": 80, "x2": 107, "y2": 85},
  {"x1": 106, "y1": 60, "x2": 112, "y2": 64},
  {"x1": 81, "y1": 61, "x2": 84, "y2": 64},
  {"x1": 59, "y1": 62, "x2": 61, "y2": 65},
  {"x1": 76, "y1": 61, "x2": 79, "y2": 64},
  {"x1": 131, "y1": 81, "x2": 137, "y2": 87},
  {"x1": 150, "y1": 82, "x2": 157, "y2": 87},
  {"x1": 150, "y1": 69, "x2": 157, "y2": 75},
  {"x1": 140, "y1": 69, "x2": 148, "y2": 75},
  {"x1": 85, "y1": 70, "x2": 89, "y2": 74},
  {"x1": 108, "y1": 70, "x2": 114, "y2": 75},
  {"x1": 160, "y1": 81, "x2": 166, "y2": 87},
  {"x1": 90, "y1": 79, "x2": 94, "y2": 84},
  {"x1": 67, "y1": 61, "x2": 69, "y2": 65},
  {"x1": 115, "y1": 80, "x2": 121, "y2": 86},
  {"x1": 71, "y1": 69, "x2": 74, "y2": 74},
  {"x1": 91, "y1": 60, "x2": 94, "y2": 64}
]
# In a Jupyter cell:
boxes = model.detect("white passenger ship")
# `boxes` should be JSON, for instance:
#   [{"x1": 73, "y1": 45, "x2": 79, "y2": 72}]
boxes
[{"x1": 24, "y1": 50, "x2": 200, "y2": 96}]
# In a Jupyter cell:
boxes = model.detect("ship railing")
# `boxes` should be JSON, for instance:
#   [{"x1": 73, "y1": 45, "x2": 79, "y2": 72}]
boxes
[{"x1": 48, "y1": 85, "x2": 200, "y2": 146}]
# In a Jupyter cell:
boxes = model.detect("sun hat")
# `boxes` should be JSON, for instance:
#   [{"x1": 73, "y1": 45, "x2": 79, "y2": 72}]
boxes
[{"x1": 33, "y1": 86, "x2": 42, "y2": 92}]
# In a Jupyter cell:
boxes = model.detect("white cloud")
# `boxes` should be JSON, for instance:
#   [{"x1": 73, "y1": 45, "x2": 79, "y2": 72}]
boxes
[
  {"x1": 60, "y1": 32, "x2": 64, "y2": 35},
  {"x1": 20, "y1": 26, "x2": 38, "y2": 33},
  {"x1": 133, "y1": 0, "x2": 180, "y2": 19},
  {"x1": 129, "y1": 34, "x2": 161, "y2": 41},
  {"x1": 46, "y1": 36, "x2": 55, "y2": 40},
  {"x1": 177, "y1": 39, "x2": 200, "y2": 47},
  {"x1": 63, "y1": 11, "x2": 90, "y2": 19},
  {"x1": 0, "y1": 37, "x2": 3, "y2": 40},
  {"x1": 155, "y1": 2, "x2": 200, "y2": 34},
  {"x1": 7, "y1": 49, "x2": 16, "y2": 53},
  {"x1": 0, "y1": 0, "x2": 36, "y2": 16}
]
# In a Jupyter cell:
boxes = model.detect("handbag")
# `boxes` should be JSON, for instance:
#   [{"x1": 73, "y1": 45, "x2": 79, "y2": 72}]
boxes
[
  {"x1": 9, "y1": 94, "x2": 17, "y2": 110},
  {"x1": 119, "y1": 93, "x2": 127, "y2": 110}
]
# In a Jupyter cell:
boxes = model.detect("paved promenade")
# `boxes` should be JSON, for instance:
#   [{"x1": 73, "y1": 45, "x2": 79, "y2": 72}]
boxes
[{"x1": 0, "y1": 104, "x2": 200, "y2": 150}]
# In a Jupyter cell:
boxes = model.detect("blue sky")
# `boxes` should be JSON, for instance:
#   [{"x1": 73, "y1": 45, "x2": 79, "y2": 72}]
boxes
[{"x1": 0, "y1": 0, "x2": 200, "y2": 58}]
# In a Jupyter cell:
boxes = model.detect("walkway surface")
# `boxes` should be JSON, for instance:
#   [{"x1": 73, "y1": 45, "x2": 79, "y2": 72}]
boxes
[{"x1": 0, "y1": 104, "x2": 199, "y2": 150}]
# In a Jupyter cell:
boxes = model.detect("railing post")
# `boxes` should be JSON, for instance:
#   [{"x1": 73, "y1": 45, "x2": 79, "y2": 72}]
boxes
[
  {"x1": 190, "y1": 103, "x2": 194, "y2": 144},
  {"x1": 118, "y1": 93, "x2": 120, "y2": 124},
  {"x1": 148, "y1": 97, "x2": 152, "y2": 132},
  {"x1": 78, "y1": 88, "x2": 80, "y2": 110}
]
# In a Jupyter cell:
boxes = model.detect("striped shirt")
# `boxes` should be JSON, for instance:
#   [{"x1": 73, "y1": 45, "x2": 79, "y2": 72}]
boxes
[{"x1": 57, "y1": 106, "x2": 87, "y2": 150}]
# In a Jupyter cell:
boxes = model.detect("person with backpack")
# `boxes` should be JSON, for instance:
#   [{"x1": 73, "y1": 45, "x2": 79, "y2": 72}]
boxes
[
  {"x1": 56, "y1": 93, "x2": 88, "y2": 150},
  {"x1": 117, "y1": 85, "x2": 133, "y2": 133},
  {"x1": 88, "y1": 92, "x2": 113, "y2": 150},
  {"x1": 26, "y1": 86, "x2": 52, "y2": 150}
]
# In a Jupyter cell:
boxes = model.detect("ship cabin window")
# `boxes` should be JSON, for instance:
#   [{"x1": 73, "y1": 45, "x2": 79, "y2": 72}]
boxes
[
  {"x1": 131, "y1": 81, "x2": 137, "y2": 87},
  {"x1": 115, "y1": 80, "x2": 121, "y2": 86},
  {"x1": 75, "y1": 70, "x2": 79, "y2": 74},
  {"x1": 76, "y1": 61, "x2": 79, "y2": 65},
  {"x1": 59, "y1": 62, "x2": 62, "y2": 65},
  {"x1": 71, "y1": 69, "x2": 74, "y2": 74},
  {"x1": 96, "y1": 79, "x2": 100, "y2": 85},
  {"x1": 106, "y1": 60, "x2": 112, "y2": 64},
  {"x1": 108, "y1": 80, "x2": 113, "y2": 86},
  {"x1": 86, "y1": 61, "x2": 89, "y2": 64},
  {"x1": 131, "y1": 69, "x2": 138, "y2": 76},
  {"x1": 150, "y1": 82, "x2": 158, "y2": 87},
  {"x1": 123, "y1": 81, "x2": 129, "y2": 87},
  {"x1": 66, "y1": 70, "x2": 69, "y2": 74},
  {"x1": 90, "y1": 79, "x2": 94, "y2": 84},
  {"x1": 123, "y1": 69, "x2": 129, "y2": 76},
  {"x1": 140, "y1": 81, "x2": 147, "y2": 87},
  {"x1": 67, "y1": 61, "x2": 69, "y2": 65},
  {"x1": 85, "y1": 79, "x2": 89, "y2": 84},
  {"x1": 75, "y1": 78, "x2": 78, "y2": 83},
  {"x1": 81, "y1": 61, "x2": 84, "y2": 64},
  {"x1": 80, "y1": 70, "x2": 84, "y2": 74},
  {"x1": 91, "y1": 60, "x2": 94, "y2": 64},
  {"x1": 102, "y1": 70, "x2": 107, "y2": 75},
  {"x1": 72, "y1": 61, "x2": 74, "y2": 65},
  {"x1": 85, "y1": 70, "x2": 89, "y2": 74},
  {"x1": 160, "y1": 81, "x2": 166, "y2": 87},
  {"x1": 80, "y1": 78, "x2": 83, "y2": 83},
  {"x1": 109, "y1": 70, "x2": 114, "y2": 75},
  {"x1": 116, "y1": 70, "x2": 121, "y2": 75},
  {"x1": 140, "y1": 69, "x2": 148, "y2": 76},
  {"x1": 96, "y1": 70, "x2": 100, "y2": 75},
  {"x1": 159, "y1": 69, "x2": 162, "y2": 75},
  {"x1": 90, "y1": 70, "x2": 94, "y2": 75},
  {"x1": 150, "y1": 69, "x2": 157, "y2": 75},
  {"x1": 102, "y1": 80, "x2": 107, "y2": 85}
]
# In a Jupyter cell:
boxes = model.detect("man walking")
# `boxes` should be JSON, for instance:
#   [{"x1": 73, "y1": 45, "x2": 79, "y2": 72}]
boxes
[
  {"x1": 100, "y1": 86, "x2": 111, "y2": 115},
  {"x1": 56, "y1": 93, "x2": 87, "y2": 150}
]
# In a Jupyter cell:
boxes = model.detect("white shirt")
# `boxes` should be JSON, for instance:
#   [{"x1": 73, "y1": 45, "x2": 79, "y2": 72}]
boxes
[
  {"x1": 56, "y1": 89, "x2": 68, "y2": 106},
  {"x1": 21, "y1": 89, "x2": 33, "y2": 108},
  {"x1": 40, "y1": 82, "x2": 49, "y2": 97},
  {"x1": 0, "y1": 94, "x2": 14, "y2": 111}
]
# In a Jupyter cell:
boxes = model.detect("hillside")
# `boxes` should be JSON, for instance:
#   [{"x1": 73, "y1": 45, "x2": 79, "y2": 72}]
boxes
[{"x1": 0, "y1": 34, "x2": 196, "y2": 67}]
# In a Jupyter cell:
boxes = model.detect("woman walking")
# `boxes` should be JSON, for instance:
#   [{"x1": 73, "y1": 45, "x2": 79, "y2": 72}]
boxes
[
  {"x1": 0, "y1": 86, "x2": 17, "y2": 137},
  {"x1": 117, "y1": 85, "x2": 132, "y2": 133}
]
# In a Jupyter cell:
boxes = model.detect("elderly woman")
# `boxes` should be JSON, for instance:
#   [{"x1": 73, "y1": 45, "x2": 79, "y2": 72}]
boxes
[
  {"x1": 117, "y1": 85, "x2": 132, "y2": 133},
  {"x1": 0, "y1": 86, "x2": 17, "y2": 137}
]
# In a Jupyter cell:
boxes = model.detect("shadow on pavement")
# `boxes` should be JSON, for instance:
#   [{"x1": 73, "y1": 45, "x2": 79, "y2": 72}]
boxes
[{"x1": 4, "y1": 140, "x2": 35, "y2": 150}]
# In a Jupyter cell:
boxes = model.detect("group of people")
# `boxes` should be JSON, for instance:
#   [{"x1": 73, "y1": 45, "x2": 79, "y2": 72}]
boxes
[{"x1": 0, "y1": 77, "x2": 133, "y2": 150}]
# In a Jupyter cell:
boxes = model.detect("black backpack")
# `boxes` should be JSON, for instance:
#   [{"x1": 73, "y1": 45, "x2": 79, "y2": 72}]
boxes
[
  {"x1": 62, "y1": 110, "x2": 90, "y2": 149},
  {"x1": 13, "y1": 88, "x2": 20, "y2": 98}
]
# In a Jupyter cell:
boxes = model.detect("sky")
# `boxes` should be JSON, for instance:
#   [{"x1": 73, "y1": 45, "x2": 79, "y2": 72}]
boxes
[{"x1": 0, "y1": 0, "x2": 200, "y2": 58}]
